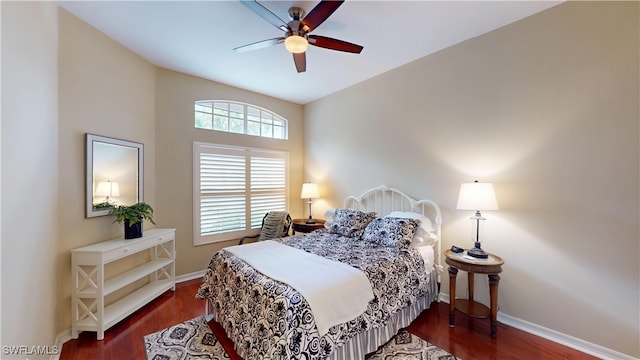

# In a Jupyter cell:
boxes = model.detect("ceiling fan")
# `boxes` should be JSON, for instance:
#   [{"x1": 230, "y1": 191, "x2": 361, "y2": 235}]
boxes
[{"x1": 234, "y1": 0, "x2": 364, "y2": 73}]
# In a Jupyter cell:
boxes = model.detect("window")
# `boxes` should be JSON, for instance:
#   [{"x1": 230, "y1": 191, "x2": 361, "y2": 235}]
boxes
[
  {"x1": 195, "y1": 100, "x2": 288, "y2": 140},
  {"x1": 193, "y1": 142, "x2": 289, "y2": 245}
]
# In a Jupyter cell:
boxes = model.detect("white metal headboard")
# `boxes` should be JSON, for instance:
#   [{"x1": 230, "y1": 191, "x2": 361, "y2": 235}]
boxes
[{"x1": 344, "y1": 185, "x2": 443, "y2": 282}]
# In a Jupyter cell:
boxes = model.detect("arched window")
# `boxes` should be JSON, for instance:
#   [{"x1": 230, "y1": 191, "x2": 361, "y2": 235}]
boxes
[{"x1": 195, "y1": 100, "x2": 288, "y2": 140}]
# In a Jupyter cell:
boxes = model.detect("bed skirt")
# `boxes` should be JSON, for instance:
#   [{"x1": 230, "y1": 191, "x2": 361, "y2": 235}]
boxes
[
  {"x1": 329, "y1": 269, "x2": 440, "y2": 360},
  {"x1": 205, "y1": 268, "x2": 440, "y2": 360}
]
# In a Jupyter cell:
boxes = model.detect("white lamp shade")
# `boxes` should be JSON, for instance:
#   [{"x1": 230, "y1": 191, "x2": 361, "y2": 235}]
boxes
[
  {"x1": 285, "y1": 35, "x2": 308, "y2": 53},
  {"x1": 456, "y1": 182, "x2": 498, "y2": 211},
  {"x1": 95, "y1": 181, "x2": 120, "y2": 197},
  {"x1": 300, "y1": 183, "x2": 320, "y2": 199}
]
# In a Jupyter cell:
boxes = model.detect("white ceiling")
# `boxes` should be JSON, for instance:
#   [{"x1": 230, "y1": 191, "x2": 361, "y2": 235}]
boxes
[{"x1": 58, "y1": 1, "x2": 561, "y2": 105}]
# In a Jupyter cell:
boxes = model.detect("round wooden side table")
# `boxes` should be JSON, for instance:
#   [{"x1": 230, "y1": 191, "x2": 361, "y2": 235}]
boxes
[
  {"x1": 445, "y1": 249, "x2": 504, "y2": 337},
  {"x1": 291, "y1": 218, "x2": 326, "y2": 234}
]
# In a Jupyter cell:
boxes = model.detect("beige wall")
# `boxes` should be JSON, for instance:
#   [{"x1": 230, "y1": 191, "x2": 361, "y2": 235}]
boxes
[
  {"x1": 56, "y1": 8, "x2": 157, "y2": 333},
  {"x1": 2, "y1": 5, "x2": 304, "y2": 344},
  {"x1": 55, "y1": 8, "x2": 304, "y2": 333},
  {"x1": 304, "y1": 2, "x2": 639, "y2": 357},
  {"x1": 2, "y1": 1, "x2": 637, "y2": 357},
  {"x1": 1, "y1": 2, "x2": 60, "y2": 358},
  {"x1": 154, "y1": 69, "x2": 305, "y2": 276}
]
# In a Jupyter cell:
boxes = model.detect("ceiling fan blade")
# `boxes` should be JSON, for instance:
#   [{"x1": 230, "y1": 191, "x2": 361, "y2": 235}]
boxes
[
  {"x1": 293, "y1": 52, "x2": 306, "y2": 73},
  {"x1": 301, "y1": 0, "x2": 344, "y2": 32},
  {"x1": 234, "y1": 37, "x2": 284, "y2": 52},
  {"x1": 308, "y1": 35, "x2": 363, "y2": 53},
  {"x1": 240, "y1": 0, "x2": 289, "y2": 32}
]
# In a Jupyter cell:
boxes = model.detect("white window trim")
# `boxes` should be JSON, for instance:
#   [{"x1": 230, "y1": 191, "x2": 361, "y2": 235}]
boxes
[
  {"x1": 195, "y1": 100, "x2": 289, "y2": 140},
  {"x1": 193, "y1": 142, "x2": 289, "y2": 245}
]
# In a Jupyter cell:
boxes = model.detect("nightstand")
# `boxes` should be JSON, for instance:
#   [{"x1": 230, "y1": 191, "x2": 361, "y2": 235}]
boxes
[
  {"x1": 292, "y1": 218, "x2": 326, "y2": 234},
  {"x1": 445, "y1": 249, "x2": 504, "y2": 337}
]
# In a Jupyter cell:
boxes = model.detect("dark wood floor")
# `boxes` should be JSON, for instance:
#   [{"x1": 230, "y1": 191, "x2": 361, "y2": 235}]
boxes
[{"x1": 61, "y1": 278, "x2": 599, "y2": 359}]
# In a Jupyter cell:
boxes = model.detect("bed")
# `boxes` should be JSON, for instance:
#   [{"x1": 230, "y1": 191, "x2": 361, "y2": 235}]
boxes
[{"x1": 196, "y1": 185, "x2": 443, "y2": 359}]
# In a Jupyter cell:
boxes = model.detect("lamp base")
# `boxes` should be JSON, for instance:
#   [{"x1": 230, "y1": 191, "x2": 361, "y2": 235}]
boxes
[
  {"x1": 467, "y1": 242, "x2": 489, "y2": 259},
  {"x1": 305, "y1": 199, "x2": 316, "y2": 224}
]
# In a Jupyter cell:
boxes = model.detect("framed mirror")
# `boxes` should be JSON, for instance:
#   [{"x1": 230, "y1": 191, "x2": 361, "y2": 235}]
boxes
[{"x1": 86, "y1": 134, "x2": 144, "y2": 218}]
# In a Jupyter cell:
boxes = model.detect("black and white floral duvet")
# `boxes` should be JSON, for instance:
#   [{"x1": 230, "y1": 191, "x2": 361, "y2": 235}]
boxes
[{"x1": 196, "y1": 229, "x2": 431, "y2": 360}]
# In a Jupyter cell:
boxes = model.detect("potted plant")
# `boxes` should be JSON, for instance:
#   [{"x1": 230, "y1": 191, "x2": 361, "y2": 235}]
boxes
[{"x1": 109, "y1": 202, "x2": 155, "y2": 239}]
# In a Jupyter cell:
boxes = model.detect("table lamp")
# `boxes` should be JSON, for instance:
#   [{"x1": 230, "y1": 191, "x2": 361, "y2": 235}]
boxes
[
  {"x1": 95, "y1": 180, "x2": 120, "y2": 202},
  {"x1": 456, "y1": 180, "x2": 499, "y2": 258},
  {"x1": 300, "y1": 183, "x2": 320, "y2": 224}
]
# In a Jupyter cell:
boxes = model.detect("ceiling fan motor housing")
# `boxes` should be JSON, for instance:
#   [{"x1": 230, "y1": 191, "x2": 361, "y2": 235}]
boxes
[
  {"x1": 287, "y1": 7, "x2": 309, "y2": 37},
  {"x1": 288, "y1": 6, "x2": 305, "y2": 21}
]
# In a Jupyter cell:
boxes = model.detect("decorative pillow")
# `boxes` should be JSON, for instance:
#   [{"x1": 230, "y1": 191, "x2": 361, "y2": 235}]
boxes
[
  {"x1": 323, "y1": 208, "x2": 336, "y2": 229},
  {"x1": 328, "y1": 208, "x2": 377, "y2": 237},
  {"x1": 362, "y1": 217, "x2": 420, "y2": 249},
  {"x1": 258, "y1": 211, "x2": 291, "y2": 242},
  {"x1": 386, "y1": 211, "x2": 438, "y2": 247}
]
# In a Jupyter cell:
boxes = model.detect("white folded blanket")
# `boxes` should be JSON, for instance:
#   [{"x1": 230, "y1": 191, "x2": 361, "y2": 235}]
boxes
[{"x1": 224, "y1": 240, "x2": 374, "y2": 336}]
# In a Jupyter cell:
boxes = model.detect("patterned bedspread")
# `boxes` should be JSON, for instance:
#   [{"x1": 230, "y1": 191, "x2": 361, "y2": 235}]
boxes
[{"x1": 196, "y1": 229, "x2": 431, "y2": 360}]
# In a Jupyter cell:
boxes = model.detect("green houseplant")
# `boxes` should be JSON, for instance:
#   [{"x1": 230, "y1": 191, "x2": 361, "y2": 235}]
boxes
[{"x1": 110, "y1": 202, "x2": 155, "y2": 239}]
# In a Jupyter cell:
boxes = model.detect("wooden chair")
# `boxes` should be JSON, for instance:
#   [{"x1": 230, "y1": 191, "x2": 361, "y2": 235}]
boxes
[{"x1": 239, "y1": 211, "x2": 292, "y2": 245}]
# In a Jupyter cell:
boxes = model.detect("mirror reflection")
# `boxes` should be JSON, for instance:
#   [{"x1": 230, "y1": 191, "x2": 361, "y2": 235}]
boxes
[{"x1": 86, "y1": 134, "x2": 143, "y2": 218}]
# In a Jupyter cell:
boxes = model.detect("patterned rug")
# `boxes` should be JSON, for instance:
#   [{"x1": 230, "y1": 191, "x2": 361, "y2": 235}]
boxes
[
  {"x1": 144, "y1": 317, "x2": 459, "y2": 360},
  {"x1": 367, "y1": 329, "x2": 461, "y2": 359},
  {"x1": 143, "y1": 316, "x2": 230, "y2": 360}
]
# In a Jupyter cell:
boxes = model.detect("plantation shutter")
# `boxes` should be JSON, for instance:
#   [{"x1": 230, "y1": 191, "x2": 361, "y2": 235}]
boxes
[
  {"x1": 250, "y1": 154, "x2": 286, "y2": 228},
  {"x1": 193, "y1": 143, "x2": 288, "y2": 245},
  {"x1": 199, "y1": 151, "x2": 246, "y2": 236}
]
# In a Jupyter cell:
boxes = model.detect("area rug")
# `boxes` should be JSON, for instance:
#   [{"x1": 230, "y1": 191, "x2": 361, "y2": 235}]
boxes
[
  {"x1": 143, "y1": 316, "x2": 230, "y2": 360},
  {"x1": 144, "y1": 317, "x2": 459, "y2": 360},
  {"x1": 367, "y1": 329, "x2": 461, "y2": 360}
]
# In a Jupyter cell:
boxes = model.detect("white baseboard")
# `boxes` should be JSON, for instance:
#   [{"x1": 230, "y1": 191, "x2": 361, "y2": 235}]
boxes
[
  {"x1": 438, "y1": 293, "x2": 638, "y2": 360},
  {"x1": 175, "y1": 270, "x2": 206, "y2": 283},
  {"x1": 438, "y1": 292, "x2": 449, "y2": 303},
  {"x1": 51, "y1": 329, "x2": 72, "y2": 360}
]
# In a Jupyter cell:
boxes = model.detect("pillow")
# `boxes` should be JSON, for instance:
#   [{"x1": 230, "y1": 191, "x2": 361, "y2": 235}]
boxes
[
  {"x1": 323, "y1": 208, "x2": 336, "y2": 229},
  {"x1": 385, "y1": 211, "x2": 438, "y2": 247},
  {"x1": 361, "y1": 217, "x2": 420, "y2": 249},
  {"x1": 327, "y1": 208, "x2": 377, "y2": 237},
  {"x1": 258, "y1": 211, "x2": 291, "y2": 241}
]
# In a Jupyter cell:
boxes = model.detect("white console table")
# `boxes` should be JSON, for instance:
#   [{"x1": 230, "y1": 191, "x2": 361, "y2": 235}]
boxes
[{"x1": 71, "y1": 228, "x2": 176, "y2": 340}]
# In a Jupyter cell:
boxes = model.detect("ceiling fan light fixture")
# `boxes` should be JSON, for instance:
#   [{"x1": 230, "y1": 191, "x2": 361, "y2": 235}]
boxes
[{"x1": 285, "y1": 35, "x2": 308, "y2": 53}]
